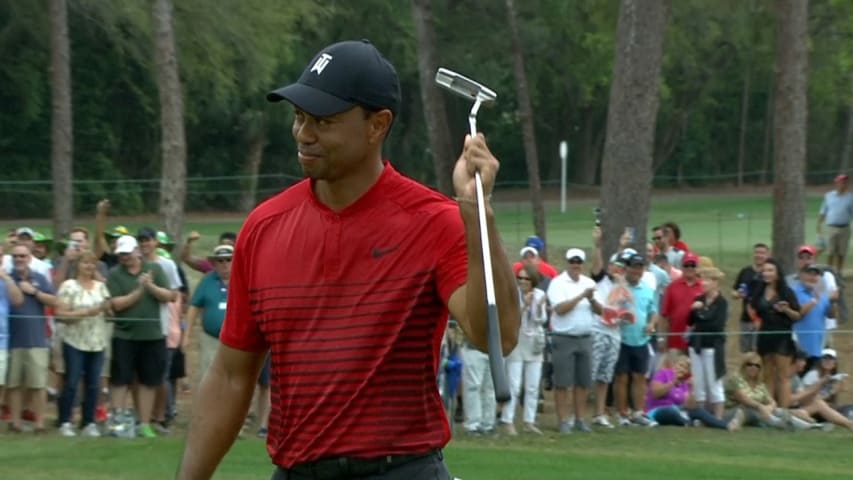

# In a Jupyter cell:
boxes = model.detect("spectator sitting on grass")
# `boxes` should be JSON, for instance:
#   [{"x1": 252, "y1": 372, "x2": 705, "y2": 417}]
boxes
[
  {"x1": 789, "y1": 349, "x2": 853, "y2": 430},
  {"x1": 645, "y1": 352, "x2": 743, "y2": 430},
  {"x1": 802, "y1": 349, "x2": 853, "y2": 418},
  {"x1": 724, "y1": 352, "x2": 812, "y2": 430}
]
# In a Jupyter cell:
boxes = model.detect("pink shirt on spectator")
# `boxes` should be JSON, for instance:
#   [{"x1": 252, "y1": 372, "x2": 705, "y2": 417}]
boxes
[
  {"x1": 198, "y1": 259, "x2": 214, "y2": 274},
  {"x1": 645, "y1": 368, "x2": 690, "y2": 411}
]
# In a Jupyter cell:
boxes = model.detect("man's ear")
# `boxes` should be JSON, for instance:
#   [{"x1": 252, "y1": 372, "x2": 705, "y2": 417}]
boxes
[{"x1": 368, "y1": 109, "x2": 393, "y2": 144}]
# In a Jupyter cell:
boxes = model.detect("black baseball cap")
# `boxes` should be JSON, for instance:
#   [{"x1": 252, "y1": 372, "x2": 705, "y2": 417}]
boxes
[
  {"x1": 625, "y1": 254, "x2": 646, "y2": 267},
  {"x1": 267, "y1": 39, "x2": 401, "y2": 117},
  {"x1": 136, "y1": 227, "x2": 157, "y2": 241}
]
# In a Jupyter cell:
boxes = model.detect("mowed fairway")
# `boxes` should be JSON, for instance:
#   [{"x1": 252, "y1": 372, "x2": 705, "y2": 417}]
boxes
[{"x1": 0, "y1": 428, "x2": 850, "y2": 479}]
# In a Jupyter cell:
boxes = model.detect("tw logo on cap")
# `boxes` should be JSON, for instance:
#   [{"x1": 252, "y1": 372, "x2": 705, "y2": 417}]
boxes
[{"x1": 310, "y1": 53, "x2": 333, "y2": 75}]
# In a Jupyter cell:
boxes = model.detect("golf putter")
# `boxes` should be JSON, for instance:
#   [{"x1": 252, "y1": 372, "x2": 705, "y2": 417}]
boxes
[{"x1": 435, "y1": 68, "x2": 509, "y2": 403}]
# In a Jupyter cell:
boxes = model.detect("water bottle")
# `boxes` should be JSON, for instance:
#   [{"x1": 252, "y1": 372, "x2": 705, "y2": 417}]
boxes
[{"x1": 738, "y1": 283, "x2": 749, "y2": 297}]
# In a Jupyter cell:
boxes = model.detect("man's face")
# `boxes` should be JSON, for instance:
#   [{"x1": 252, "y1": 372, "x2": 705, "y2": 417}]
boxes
[
  {"x1": 800, "y1": 270, "x2": 820, "y2": 289},
  {"x1": 626, "y1": 264, "x2": 644, "y2": 284},
  {"x1": 138, "y1": 236, "x2": 156, "y2": 256},
  {"x1": 652, "y1": 229, "x2": 666, "y2": 250},
  {"x1": 753, "y1": 247, "x2": 769, "y2": 266},
  {"x1": 645, "y1": 243, "x2": 654, "y2": 259},
  {"x1": 522, "y1": 252, "x2": 539, "y2": 265},
  {"x1": 797, "y1": 251, "x2": 814, "y2": 269},
  {"x1": 837, "y1": 180, "x2": 848, "y2": 192},
  {"x1": 567, "y1": 256, "x2": 584, "y2": 277},
  {"x1": 69, "y1": 231, "x2": 89, "y2": 251},
  {"x1": 683, "y1": 259, "x2": 698, "y2": 280},
  {"x1": 32, "y1": 243, "x2": 47, "y2": 260},
  {"x1": 118, "y1": 251, "x2": 138, "y2": 268},
  {"x1": 292, "y1": 106, "x2": 388, "y2": 182},
  {"x1": 11, "y1": 245, "x2": 30, "y2": 272},
  {"x1": 213, "y1": 256, "x2": 232, "y2": 278}
]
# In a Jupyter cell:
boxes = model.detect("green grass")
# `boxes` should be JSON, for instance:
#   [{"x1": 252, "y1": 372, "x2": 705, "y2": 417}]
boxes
[{"x1": 0, "y1": 428, "x2": 850, "y2": 479}]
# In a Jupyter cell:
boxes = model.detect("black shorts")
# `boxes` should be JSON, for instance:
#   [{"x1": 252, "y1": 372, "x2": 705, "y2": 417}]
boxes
[
  {"x1": 257, "y1": 355, "x2": 271, "y2": 387},
  {"x1": 757, "y1": 332, "x2": 796, "y2": 357},
  {"x1": 110, "y1": 337, "x2": 168, "y2": 387},
  {"x1": 614, "y1": 343, "x2": 650, "y2": 375}
]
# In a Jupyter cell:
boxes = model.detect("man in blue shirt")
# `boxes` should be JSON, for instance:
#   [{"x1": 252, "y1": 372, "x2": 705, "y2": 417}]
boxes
[
  {"x1": 818, "y1": 173, "x2": 853, "y2": 272},
  {"x1": 187, "y1": 245, "x2": 233, "y2": 380},
  {"x1": 792, "y1": 264, "x2": 835, "y2": 371},
  {"x1": 7, "y1": 244, "x2": 58, "y2": 432}
]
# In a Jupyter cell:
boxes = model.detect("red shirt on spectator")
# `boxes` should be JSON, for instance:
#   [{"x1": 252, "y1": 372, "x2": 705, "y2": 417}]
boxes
[
  {"x1": 512, "y1": 260, "x2": 558, "y2": 278},
  {"x1": 219, "y1": 164, "x2": 467, "y2": 468},
  {"x1": 674, "y1": 240, "x2": 690, "y2": 253},
  {"x1": 660, "y1": 276, "x2": 704, "y2": 351}
]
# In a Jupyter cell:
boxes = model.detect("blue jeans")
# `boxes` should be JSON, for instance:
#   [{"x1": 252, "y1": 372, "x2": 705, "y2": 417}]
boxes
[
  {"x1": 648, "y1": 405, "x2": 729, "y2": 430},
  {"x1": 58, "y1": 343, "x2": 104, "y2": 425}
]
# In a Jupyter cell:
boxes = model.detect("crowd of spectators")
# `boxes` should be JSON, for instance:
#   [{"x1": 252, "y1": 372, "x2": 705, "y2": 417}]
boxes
[{"x1": 0, "y1": 200, "x2": 269, "y2": 438}]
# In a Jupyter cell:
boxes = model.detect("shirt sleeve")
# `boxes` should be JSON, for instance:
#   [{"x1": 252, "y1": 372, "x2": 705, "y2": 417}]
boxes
[
  {"x1": 57, "y1": 280, "x2": 75, "y2": 307},
  {"x1": 432, "y1": 206, "x2": 468, "y2": 305},
  {"x1": 802, "y1": 370, "x2": 819, "y2": 387},
  {"x1": 218, "y1": 222, "x2": 268, "y2": 352},
  {"x1": 819, "y1": 195, "x2": 828, "y2": 215},
  {"x1": 823, "y1": 271, "x2": 838, "y2": 293}
]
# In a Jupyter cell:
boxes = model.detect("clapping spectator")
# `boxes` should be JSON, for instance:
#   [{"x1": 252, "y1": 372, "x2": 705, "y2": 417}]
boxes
[
  {"x1": 748, "y1": 258, "x2": 801, "y2": 408},
  {"x1": 500, "y1": 264, "x2": 547, "y2": 435},
  {"x1": 6, "y1": 244, "x2": 58, "y2": 432},
  {"x1": 2, "y1": 228, "x2": 53, "y2": 287},
  {"x1": 54, "y1": 251, "x2": 111, "y2": 437},
  {"x1": 687, "y1": 266, "x2": 728, "y2": 419}
]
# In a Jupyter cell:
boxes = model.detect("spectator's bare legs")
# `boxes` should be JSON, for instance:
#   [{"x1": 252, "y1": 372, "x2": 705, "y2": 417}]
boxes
[
  {"x1": 573, "y1": 386, "x2": 588, "y2": 421},
  {"x1": 256, "y1": 384, "x2": 270, "y2": 431},
  {"x1": 28, "y1": 388, "x2": 45, "y2": 429},
  {"x1": 153, "y1": 382, "x2": 168, "y2": 424},
  {"x1": 135, "y1": 385, "x2": 157, "y2": 424},
  {"x1": 614, "y1": 373, "x2": 629, "y2": 416},
  {"x1": 7, "y1": 387, "x2": 23, "y2": 429},
  {"x1": 762, "y1": 354, "x2": 777, "y2": 404},
  {"x1": 553, "y1": 387, "x2": 571, "y2": 424},
  {"x1": 630, "y1": 373, "x2": 646, "y2": 416},
  {"x1": 772, "y1": 355, "x2": 792, "y2": 408},
  {"x1": 594, "y1": 382, "x2": 608, "y2": 418},
  {"x1": 805, "y1": 399, "x2": 853, "y2": 429}
]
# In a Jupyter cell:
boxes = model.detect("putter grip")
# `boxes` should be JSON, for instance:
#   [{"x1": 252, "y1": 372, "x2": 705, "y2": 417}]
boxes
[{"x1": 487, "y1": 303, "x2": 510, "y2": 402}]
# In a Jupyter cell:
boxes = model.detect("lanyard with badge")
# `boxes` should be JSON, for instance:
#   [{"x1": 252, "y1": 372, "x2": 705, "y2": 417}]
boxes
[{"x1": 218, "y1": 276, "x2": 228, "y2": 311}]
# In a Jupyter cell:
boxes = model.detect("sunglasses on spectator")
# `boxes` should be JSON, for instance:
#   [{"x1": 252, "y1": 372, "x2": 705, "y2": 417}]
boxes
[
  {"x1": 568, "y1": 258, "x2": 584, "y2": 264},
  {"x1": 516, "y1": 276, "x2": 531, "y2": 281},
  {"x1": 12, "y1": 254, "x2": 29, "y2": 258},
  {"x1": 652, "y1": 236, "x2": 663, "y2": 241},
  {"x1": 683, "y1": 262, "x2": 697, "y2": 268},
  {"x1": 745, "y1": 362, "x2": 761, "y2": 368},
  {"x1": 214, "y1": 258, "x2": 232, "y2": 264}
]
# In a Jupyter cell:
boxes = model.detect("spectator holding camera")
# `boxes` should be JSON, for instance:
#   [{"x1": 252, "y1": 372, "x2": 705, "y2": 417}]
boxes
[{"x1": 54, "y1": 250, "x2": 111, "y2": 437}]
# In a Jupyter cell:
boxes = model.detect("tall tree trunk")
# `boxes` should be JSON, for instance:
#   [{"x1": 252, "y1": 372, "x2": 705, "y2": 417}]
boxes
[
  {"x1": 760, "y1": 72, "x2": 774, "y2": 185},
  {"x1": 411, "y1": 0, "x2": 454, "y2": 195},
  {"x1": 772, "y1": 0, "x2": 809, "y2": 274},
  {"x1": 736, "y1": 65, "x2": 752, "y2": 187},
  {"x1": 600, "y1": 0, "x2": 669, "y2": 258},
  {"x1": 240, "y1": 128, "x2": 267, "y2": 212},
  {"x1": 153, "y1": 0, "x2": 187, "y2": 247},
  {"x1": 49, "y1": 0, "x2": 73, "y2": 238},
  {"x1": 506, "y1": 0, "x2": 547, "y2": 254},
  {"x1": 840, "y1": 104, "x2": 853, "y2": 173}
]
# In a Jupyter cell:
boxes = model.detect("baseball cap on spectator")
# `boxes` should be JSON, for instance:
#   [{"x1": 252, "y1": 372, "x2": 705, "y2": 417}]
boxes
[
  {"x1": 835, "y1": 174, "x2": 849, "y2": 183},
  {"x1": 208, "y1": 244, "x2": 234, "y2": 260},
  {"x1": 136, "y1": 227, "x2": 157, "y2": 241},
  {"x1": 822, "y1": 348, "x2": 838, "y2": 359},
  {"x1": 156, "y1": 231, "x2": 175, "y2": 246},
  {"x1": 797, "y1": 244, "x2": 817, "y2": 257},
  {"x1": 32, "y1": 232, "x2": 51, "y2": 243},
  {"x1": 624, "y1": 254, "x2": 646, "y2": 267},
  {"x1": 565, "y1": 248, "x2": 586, "y2": 262},
  {"x1": 682, "y1": 252, "x2": 700, "y2": 266},
  {"x1": 114, "y1": 235, "x2": 139, "y2": 254},
  {"x1": 519, "y1": 246, "x2": 538, "y2": 258},
  {"x1": 106, "y1": 225, "x2": 130, "y2": 238},
  {"x1": 267, "y1": 39, "x2": 401, "y2": 117},
  {"x1": 525, "y1": 235, "x2": 545, "y2": 253},
  {"x1": 16, "y1": 227, "x2": 34, "y2": 238}
]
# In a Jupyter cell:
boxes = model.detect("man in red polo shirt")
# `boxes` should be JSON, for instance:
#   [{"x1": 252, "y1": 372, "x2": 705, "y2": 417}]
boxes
[
  {"x1": 176, "y1": 40, "x2": 520, "y2": 480},
  {"x1": 659, "y1": 252, "x2": 703, "y2": 353}
]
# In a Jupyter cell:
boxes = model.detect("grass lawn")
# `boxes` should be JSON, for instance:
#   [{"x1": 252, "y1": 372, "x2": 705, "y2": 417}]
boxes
[{"x1": 0, "y1": 427, "x2": 850, "y2": 479}]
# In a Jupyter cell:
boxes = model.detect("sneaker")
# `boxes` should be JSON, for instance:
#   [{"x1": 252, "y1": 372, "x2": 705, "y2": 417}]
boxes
[
  {"x1": 618, "y1": 415, "x2": 633, "y2": 427},
  {"x1": 788, "y1": 414, "x2": 814, "y2": 431},
  {"x1": 257, "y1": 427, "x2": 268, "y2": 439},
  {"x1": 631, "y1": 412, "x2": 658, "y2": 427},
  {"x1": 137, "y1": 423, "x2": 157, "y2": 438},
  {"x1": 153, "y1": 421, "x2": 171, "y2": 435},
  {"x1": 59, "y1": 422, "x2": 76, "y2": 437},
  {"x1": 574, "y1": 420, "x2": 593, "y2": 433},
  {"x1": 558, "y1": 421, "x2": 573, "y2": 434},
  {"x1": 592, "y1": 415, "x2": 614, "y2": 429},
  {"x1": 522, "y1": 422, "x2": 543, "y2": 435},
  {"x1": 821, "y1": 422, "x2": 836, "y2": 432},
  {"x1": 727, "y1": 408, "x2": 745, "y2": 432},
  {"x1": 463, "y1": 429, "x2": 482, "y2": 437},
  {"x1": 82, "y1": 423, "x2": 101, "y2": 437},
  {"x1": 501, "y1": 422, "x2": 518, "y2": 436}
]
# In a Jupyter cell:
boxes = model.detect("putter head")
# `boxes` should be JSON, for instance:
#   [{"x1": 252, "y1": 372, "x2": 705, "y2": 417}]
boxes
[{"x1": 435, "y1": 68, "x2": 497, "y2": 104}]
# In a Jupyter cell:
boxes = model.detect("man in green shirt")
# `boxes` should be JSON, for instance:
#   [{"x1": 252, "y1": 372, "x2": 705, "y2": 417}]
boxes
[{"x1": 106, "y1": 235, "x2": 176, "y2": 438}]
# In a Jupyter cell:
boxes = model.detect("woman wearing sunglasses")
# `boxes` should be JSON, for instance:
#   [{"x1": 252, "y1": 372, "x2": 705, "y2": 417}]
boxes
[
  {"x1": 724, "y1": 353, "x2": 812, "y2": 429},
  {"x1": 500, "y1": 263, "x2": 548, "y2": 435}
]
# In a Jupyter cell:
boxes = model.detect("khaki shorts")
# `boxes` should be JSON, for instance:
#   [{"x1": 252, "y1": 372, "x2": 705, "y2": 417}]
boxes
[
  {"x1": 826, "y1": 225, "x2": 851, "y2": 258},
  {"x1": 0, "y1": 349, "x2": 8, "y2": 386},
  {"x1": 7, "y1": 348, "x2": 49, "y2": 389}
]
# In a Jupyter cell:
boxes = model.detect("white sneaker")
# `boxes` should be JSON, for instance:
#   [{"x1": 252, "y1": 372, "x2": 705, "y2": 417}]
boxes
[
  {"x1": 82, "y1": 423, "x2": 101, "y2": 437},
  {"x1": 618, "y1": 415, "x2": 633, "y2": 427},
  {"x1": 631, "y1": 412, "x2": 658, "y2": 427},
  {"x1": 59, "y1": 422, "x2": 76, "y2": 437},
  {"x1": 592, "y1": 415, "x2": 614, "y2": 429}
]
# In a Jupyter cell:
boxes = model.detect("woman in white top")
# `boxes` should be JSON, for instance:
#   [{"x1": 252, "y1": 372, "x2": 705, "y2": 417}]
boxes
[
  {"x1": 54, "y1": 250, "x2": 111, "y2": 437},
  {"x1": 499, "y1": 263, "x2": 548, "y2": 435}
]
